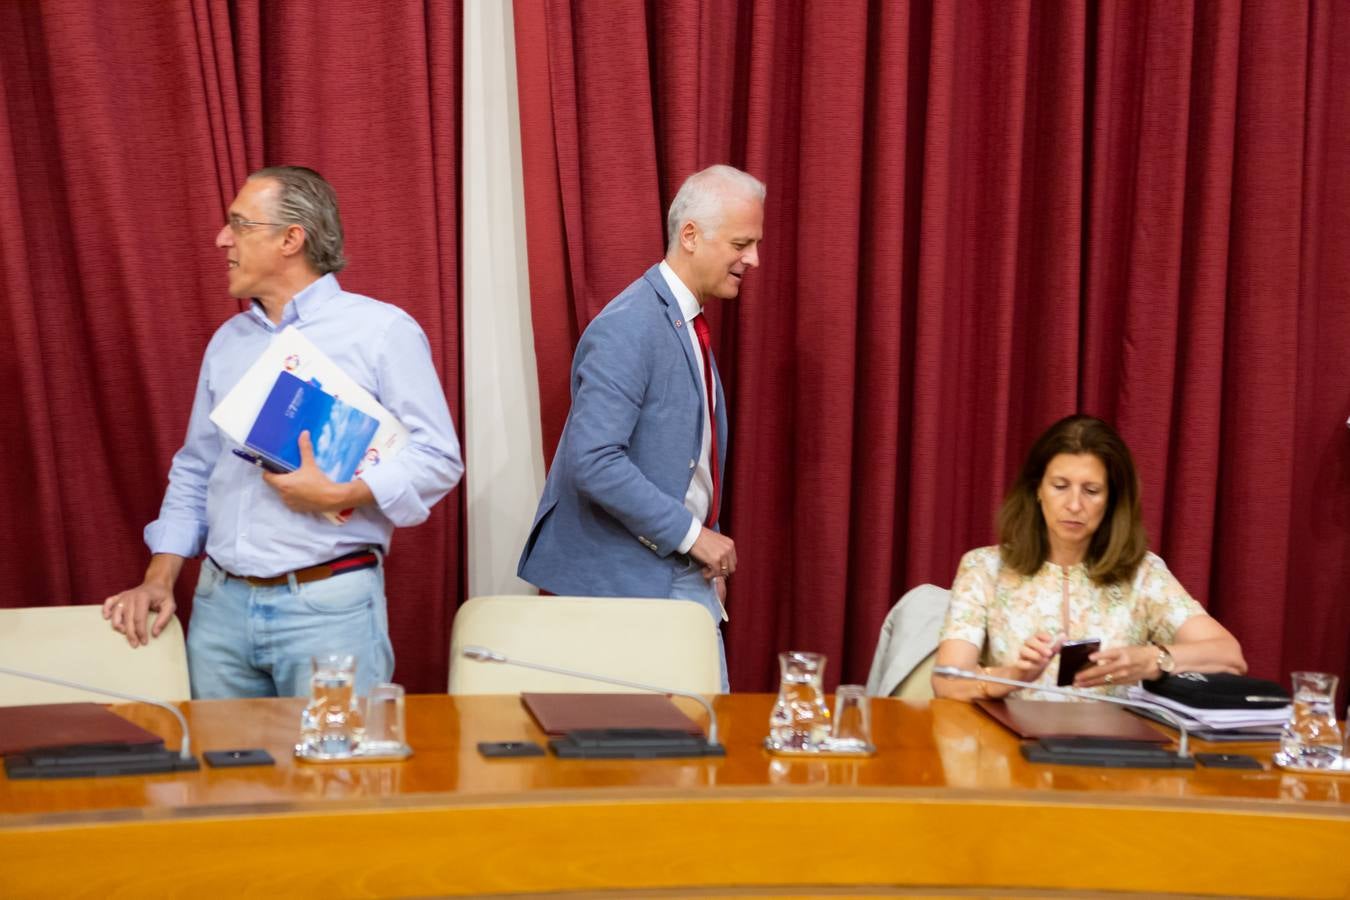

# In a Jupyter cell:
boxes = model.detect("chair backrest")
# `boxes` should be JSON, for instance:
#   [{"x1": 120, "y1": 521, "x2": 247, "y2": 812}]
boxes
[
  {"x1": 448, "y1": 595, "x2": 722, "y2": 695},
  {"x1": 0, "y1": 605, "x2": 190, "y2": 706},
  {"x1": 893, "y1": 650, "x2": 939, "y2": 701}
]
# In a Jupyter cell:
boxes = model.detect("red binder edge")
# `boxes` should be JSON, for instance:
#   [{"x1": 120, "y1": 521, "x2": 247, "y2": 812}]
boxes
[
  {"x1": 974, "y1": 697, "x2": 1170, "y2": 743},
  {"x1": 0, "y1": 703, "x2": 166, "y2": 756},
  {"x1": 522, "y1": 693, "x2": 704, "y2": 736}
]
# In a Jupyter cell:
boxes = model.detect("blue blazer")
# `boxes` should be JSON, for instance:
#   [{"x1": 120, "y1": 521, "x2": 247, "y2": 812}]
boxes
[{"x1": 518, "y1": 265, "x2": 728, "y2": 598}]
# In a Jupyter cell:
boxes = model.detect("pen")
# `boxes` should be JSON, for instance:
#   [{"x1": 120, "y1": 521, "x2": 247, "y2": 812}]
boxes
[
  {"x1": 232, "y1": 448, "x2": 262, "y2": 466},
  {"x1": 231, "y1": 448, "x2": 289, "y2": 474},
  {"x1": 1245, "y1": 696, "x2": 1291, "y2": 704}
]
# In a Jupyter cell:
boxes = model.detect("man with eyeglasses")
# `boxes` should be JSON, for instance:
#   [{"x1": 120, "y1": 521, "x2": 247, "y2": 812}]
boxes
[{"x1": 102, "y1": 166, "x2": 463, "y2": 698}]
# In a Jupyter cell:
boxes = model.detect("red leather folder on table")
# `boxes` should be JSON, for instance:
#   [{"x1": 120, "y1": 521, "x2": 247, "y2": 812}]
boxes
[
  {"x1": 975, "y1": 698, "x2": 1169, "y2": 743},
  {"x1": 0, "y1": 703, "x2": 166, "y2": 756},
  {"x1": 522, "y1": 693, "x2": 703, "y2": 736}
]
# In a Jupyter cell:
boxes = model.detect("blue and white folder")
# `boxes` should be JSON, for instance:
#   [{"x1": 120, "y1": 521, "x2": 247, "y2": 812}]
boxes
[
  {"x1": 244, "y1": 371, "x2": 380, "y2": 483},
  {"x1": 210, "y1": 326, "x2": 411, "y2": 523}
]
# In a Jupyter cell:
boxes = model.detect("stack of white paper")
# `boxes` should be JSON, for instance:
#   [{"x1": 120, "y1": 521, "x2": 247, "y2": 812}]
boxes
[
  {"x1": 210, "y1": 326, "x2": 409, "y2": 524},
  {"x1": 1127, "y1": 686, "x2": 1290, "y2": 731}
]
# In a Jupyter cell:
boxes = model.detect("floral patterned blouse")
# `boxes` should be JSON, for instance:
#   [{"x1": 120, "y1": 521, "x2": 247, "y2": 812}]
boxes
[{"x1": 941, "y1": 546, "x2": 1206, "y2": 700}]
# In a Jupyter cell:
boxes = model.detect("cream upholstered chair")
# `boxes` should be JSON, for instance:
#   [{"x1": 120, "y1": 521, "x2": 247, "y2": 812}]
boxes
[
  {"x1": 448, "y1": 595, "x2": 722, "y2": 695},
  {"x1": 892, "y1": 651, "x2": 939, "y2": 701},
  {"x1": 0, "y1": 605, "x2": 190, "y2": 706}
]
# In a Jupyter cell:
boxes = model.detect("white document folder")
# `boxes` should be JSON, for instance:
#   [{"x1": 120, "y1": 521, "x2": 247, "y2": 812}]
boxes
[{"x1": 210, "y1": 326, "x2": 410, "y2": 524}]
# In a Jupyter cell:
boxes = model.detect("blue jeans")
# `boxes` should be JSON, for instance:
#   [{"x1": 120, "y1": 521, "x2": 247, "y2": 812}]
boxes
[
  {"x1": 187, "y1": 557, "x2": 394, "y2": 699},
  {"x1": 670, "y1": 557, "x2": 730, "y2": 692}
]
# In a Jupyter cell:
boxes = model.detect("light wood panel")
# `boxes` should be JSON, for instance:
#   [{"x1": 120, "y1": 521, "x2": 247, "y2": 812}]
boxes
[{"x1": 2, "y1": 695, "x2": 1348, "y2": 898}]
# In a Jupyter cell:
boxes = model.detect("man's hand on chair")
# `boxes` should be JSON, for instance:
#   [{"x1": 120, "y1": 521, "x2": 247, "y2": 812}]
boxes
[{"x1": 102, "y1": 554, "x2": 183, "y2": 647}]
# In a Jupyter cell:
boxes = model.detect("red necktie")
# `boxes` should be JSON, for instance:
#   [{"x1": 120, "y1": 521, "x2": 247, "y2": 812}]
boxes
[{"x1": 692, "y1": 314, "x2": 720, "y2": 528}]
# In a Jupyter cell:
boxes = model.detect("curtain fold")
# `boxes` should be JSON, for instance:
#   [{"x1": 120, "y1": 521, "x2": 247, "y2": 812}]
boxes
[
  {"x1": 0, "y1": 0, "x2": 465, "y2": 693},
  {"x1": 515, "y1": 0, "x2": 1350, "y2": 692}
]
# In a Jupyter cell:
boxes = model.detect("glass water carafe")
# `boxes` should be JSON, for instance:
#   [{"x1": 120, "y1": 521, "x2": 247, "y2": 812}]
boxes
[
  {"x1": 298, "y1": 653, "x2": 365, "y2": 758},
  {"x1": 1280, "y1": 671, "x2": 1343, "y2": 768},
  {"x1": 769, "y1": 651, "x2": 831, "y2": 750}
]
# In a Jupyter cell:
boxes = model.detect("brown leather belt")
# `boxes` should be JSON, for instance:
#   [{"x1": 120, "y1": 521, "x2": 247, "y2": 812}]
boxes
[{"x1": 212, "y1": 549, "x2": 380, "y2": 588}]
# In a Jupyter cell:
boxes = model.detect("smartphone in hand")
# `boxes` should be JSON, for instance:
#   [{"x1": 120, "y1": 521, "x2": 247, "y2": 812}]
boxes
[{"x1": 1057, "y1": 638, "x2": 1101, "y2": 686}]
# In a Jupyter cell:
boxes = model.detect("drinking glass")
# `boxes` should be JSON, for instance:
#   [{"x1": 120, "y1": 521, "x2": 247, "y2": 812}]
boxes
[
  {"x1": 298, "y1": 653, "x2": 364, "y2": 758},
  {"x1": 361, "y1": 683, "x2": 407, "y2": 755},
  {"x1": 1280, "y1": 671, "x2": 1342, "y2": 768},
  {"x1": 769, "y1": 651, "x2": 831, "y2": 750},
  {"x1": 828, "y1": 684, "x2": 872, "y2": 752}
]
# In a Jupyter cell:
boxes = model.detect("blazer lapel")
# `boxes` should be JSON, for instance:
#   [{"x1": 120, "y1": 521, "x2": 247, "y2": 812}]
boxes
[{"x1": 645, "y1": 266, "x2": 704, "y2": 401}]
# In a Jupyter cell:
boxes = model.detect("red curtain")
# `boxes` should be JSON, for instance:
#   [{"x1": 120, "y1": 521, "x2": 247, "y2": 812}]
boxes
[
  {"x1": 0, "y1": 0, "x2": 464, "y2": 693},
  {"x1": 514, "y1": 0, "x2": 1350, "y2": 692}
]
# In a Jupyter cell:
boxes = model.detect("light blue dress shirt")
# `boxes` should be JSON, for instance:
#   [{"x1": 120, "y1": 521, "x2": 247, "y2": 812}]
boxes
[{"x1": 145, "y1": 274, "x2": 463, "y2": 577}]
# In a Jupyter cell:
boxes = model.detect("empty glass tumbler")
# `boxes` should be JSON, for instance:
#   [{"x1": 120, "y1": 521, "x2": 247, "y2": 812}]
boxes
[
  {"x1": 298, "y1": 653, "x2": 364, "y2": 758},
  {"x1": 361, "y1": 682, "x2": 407, "y2": 755},
  {"x1": 769, "y1": 651, "x2": 831, "y2": 750},
  {"x1": 828, "y1": 684, "x2": 873, "y2": 752},
  {"x1": 1280, "y1": 671, "x2": 1343, "y2": 769}
]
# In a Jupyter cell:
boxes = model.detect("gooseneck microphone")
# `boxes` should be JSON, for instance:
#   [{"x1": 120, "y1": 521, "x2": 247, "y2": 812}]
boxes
[
  {"x1": 0, "y1": 664, "x2": 198, "y2": 773},
  {"x1": 461, "y1": 645, "x2": 722, "y2": 750},
  {"x1": 933, "y1": 664, "x2": 1192, "y2": 759}
]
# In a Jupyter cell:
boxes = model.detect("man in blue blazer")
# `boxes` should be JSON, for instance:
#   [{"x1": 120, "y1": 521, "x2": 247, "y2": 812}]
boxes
[{"x1": 518, "y1": 165, "x2": 766, "y2": 689}]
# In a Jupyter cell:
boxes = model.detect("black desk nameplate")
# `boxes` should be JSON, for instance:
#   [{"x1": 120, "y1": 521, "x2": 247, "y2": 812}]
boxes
[{"x1": 549, "y1": 728, "x2": 725, "y2": 759}]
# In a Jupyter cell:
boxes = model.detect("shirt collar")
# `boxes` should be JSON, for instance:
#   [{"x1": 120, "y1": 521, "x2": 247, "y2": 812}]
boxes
[
  {"x1": 288, "y1": 273, "x2": 339, "y2": 323},
  {"x1": 659, "y1": 260, "x2": 703, "y2": 323},
  {"x1": 249, "y1": 273, "x2": 340, "y2": 328}
]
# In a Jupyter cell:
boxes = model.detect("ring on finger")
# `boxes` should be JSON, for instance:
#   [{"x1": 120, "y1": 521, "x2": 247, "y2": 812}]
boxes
[{"x1": 1104, "y1": 673, "x2": 1114, "y2": 684}]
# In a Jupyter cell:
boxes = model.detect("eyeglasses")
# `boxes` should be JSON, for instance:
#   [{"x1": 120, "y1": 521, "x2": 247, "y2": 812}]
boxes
[{"x1": 226, "y1": 215, "x2": 287, "y2": 234}]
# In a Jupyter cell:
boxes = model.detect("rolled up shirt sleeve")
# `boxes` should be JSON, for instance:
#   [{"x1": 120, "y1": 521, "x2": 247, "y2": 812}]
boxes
[
  {"x1": 356, "y1": 311, "x2": 463, "y2": 527},
  {"x1": 143, "y1": 356, "x2": 217, "y2": 558}
]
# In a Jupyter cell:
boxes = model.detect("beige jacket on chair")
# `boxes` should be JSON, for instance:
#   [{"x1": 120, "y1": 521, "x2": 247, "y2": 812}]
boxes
[{"x1": 864, "y1": 584, "x2": 951, "y2": 700}]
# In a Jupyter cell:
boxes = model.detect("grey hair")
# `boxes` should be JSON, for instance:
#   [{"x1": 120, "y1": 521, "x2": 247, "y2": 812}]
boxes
[
  {"x1": 248, "y1": 166, "x2": 348, "y2": 274},
  {"x1": 665, "y1": 164, "x2": 766, "y2": 253}
]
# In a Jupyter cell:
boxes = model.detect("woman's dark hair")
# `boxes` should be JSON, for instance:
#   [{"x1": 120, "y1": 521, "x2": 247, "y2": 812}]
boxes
[{"x1": 997, "y1": 415, "x2": 1147, "y2": 584}]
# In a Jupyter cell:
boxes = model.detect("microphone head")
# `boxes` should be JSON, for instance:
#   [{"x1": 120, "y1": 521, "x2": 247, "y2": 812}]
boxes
[{"x1": 462, "y1": 646, "x2": 504, "y2": 663}]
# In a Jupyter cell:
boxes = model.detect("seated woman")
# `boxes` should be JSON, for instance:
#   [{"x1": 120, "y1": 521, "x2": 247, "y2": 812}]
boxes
[{"x1": 932, "y1": 414, "x2": 1246, "y2": 701}]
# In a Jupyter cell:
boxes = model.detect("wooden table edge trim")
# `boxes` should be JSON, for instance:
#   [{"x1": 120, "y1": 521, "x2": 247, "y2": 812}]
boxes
[
  {"x1": 5, "y1": 782, "x2": 1349, "y2": 831},
  {"x1": 4, "y1": 792, "x2": 1349, "y2": 898}
]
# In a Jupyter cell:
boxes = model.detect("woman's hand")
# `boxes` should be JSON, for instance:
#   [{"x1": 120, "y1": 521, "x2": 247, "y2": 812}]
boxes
[
  {"x1": 933, "y1": 633, "x2": 1062, "y2": 701},
  {"x1": 969, "y1": 632, "x2": 1061, "y2": 698},
  {"x1": 1006, "y1": 632, "x2": 1061, "y2": 688},
  {"x1": 1074, "y1": 644, "x2": 1156, "y2": 688}
]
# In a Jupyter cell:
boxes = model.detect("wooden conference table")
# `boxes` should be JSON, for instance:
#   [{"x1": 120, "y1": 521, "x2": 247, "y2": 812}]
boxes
[{"x1": 2, "y1": 694, "x2": 1349, "y2": 899}]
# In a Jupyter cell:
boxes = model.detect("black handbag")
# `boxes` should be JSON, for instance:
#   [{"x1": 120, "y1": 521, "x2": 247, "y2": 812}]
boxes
[{"x1": 1142, "y1": 671, "x2": 1289, "y2": 709}]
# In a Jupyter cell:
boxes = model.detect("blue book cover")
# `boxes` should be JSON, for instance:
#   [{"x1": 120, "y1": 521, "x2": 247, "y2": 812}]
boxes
[{"x1": 244, "y1": 370, "x2": 380, "y2": 483}]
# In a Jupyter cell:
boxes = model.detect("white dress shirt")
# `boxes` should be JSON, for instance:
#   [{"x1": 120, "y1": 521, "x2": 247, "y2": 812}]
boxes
[{"x1": 658, "y1": 261, "x2": 715, "y2": 554}]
